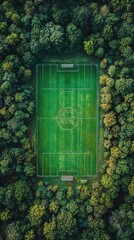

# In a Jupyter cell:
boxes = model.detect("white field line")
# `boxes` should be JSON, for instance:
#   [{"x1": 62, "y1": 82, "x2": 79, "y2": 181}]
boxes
[
  {"x1": 57, "y1": 170, "x2": 78, "y2": 176},
  {"x1": 84, "y1": 65, "x2": 85, "y2": 88},
  {"x1": 91, "y1": 65, "x2": 93, "y2": 90},
  {"x1": 37, "y1": 117, "x2": 97, "y2": 120},
  {"x1": 41, "y1": 64, "x2": 43, "y2": 90},
  {"x1": 36, "y1": 65, "x2": 39, "y2": 176},
  {"x1": 96, "y1": 64, "x2": 99, "y2": 175},
  {"x1": 50, "y1": 64, "x2": 51, "y2": 88},
  {"x1": 49, "y1": 153, "x2": 51, "y2": 176},
  {"x1": 41, "y1": 88, "x2": 92, "y2": 90},
  {"x1": 84, "y1": 154, "x2": 85, "y2": 175}
]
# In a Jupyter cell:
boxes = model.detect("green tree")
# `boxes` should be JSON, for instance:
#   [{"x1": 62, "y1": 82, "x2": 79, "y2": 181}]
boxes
[
  {"x1": 56, "y1": 210, "x2": 77, "y2": 239},
  {"x1": 110, "y1": 204, "x2": 134, "y2": 240},
  {"x1": 0, "y1": 209, "x2": 11, "y2": 221},
  {"x1": 84, "y1": 40, "x2": 94, "y2": 55},
  {"x1": 96, "y1": 47, "x2": 104, "y2": 58},
  {"x1": 66, "y1": 200, "x2": 78, "y2": 215},
  {"x1": 49, "y1": 200, "x2": 59, "y2": 214},
  {"x1": 72, "y1": 5, "x2": 91, "y2": 31},
  {"x1": 115, "y1": 78, "x2": 134, "y2": 96},
  {"x1": 29, "y1": 203, "x2": 45, "y2": 226},
  {"x1": 24, "y1": 164, "x2": 35, "y2": 177},
  {"x1": 0, "y1": 158, "x2": 10, "y2": 176},
  {"x1": 24, "y1": 0, "x2": 35, "y2": 15},
  {"x1": 103, "y1": 24, "x2": 113, "y2": 40},
  {"x1": 24, "y1": 230, "x2": 35, "y2": 240},
  {"x1": 5, "y1": 222, "x2": 21, "y2": 240},
  {"x1": 14, "y1": 180, "x2": 32, "y2": 204},
  {"x1": 39, "y1": 22, "x2": 64, "y2": 51},
  {"x1": 108, "y1": 65, "x2": 116, "y2": 77},
  {"x1": 0, "y1": 81, "x2": 11, "y2": 93},
  {"x1": 0, "y1": 21, "x2": 8, "y2": 33},
  {"x1": 52, "y1": 3, "x2": 70, "y2": 25},
  {"x1": 116, "y1": 160, "x2": 129, "y2": 176},
  {"x1": 66, "y1": 23, "x2": 82, "y2": 47},
  {"x1": 101, "y1": 91, "x2": 112, "y2": 111},
  {"x1": 128, "y1": 177, "x2": 134, "y2": 197},
  {"x1": 104, "y1": 111, "x2": 117, "y2": 127},
  {"x1": 2, "y1": 62, "x2": 13, "y2": 71},
  {"x1": 44, "y1": 216, "x2": 56, "y2": 240},
  {"x1": 6, "y1": 33, "x2": 19, "y2": 45}
]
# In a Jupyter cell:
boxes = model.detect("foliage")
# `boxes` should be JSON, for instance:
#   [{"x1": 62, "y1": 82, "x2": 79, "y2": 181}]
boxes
[
  {"x1": 24, "y1": 230, "x2": 35, "y2": 240},
  {"x1": 109, "y1": 203, "x2": 134, "y2": 239},
  {"x1": 84, "y1": 40, "x2": 94, "y2": 55},
  {"x1": 128, "y1": 177, "x2": 134, "y2": 197},
  {"x1": 5, "y1": 222, "x2": 21, "y2": 240},
  {"x1": 0, "y1": 0, "x2": 134, "y2": 239},
  {"x1": 29, "y1": 204, "x2": 45, "y2": 226},
  {"x1": 43, "y1": 216, "x2": 56, "y2": 240},
  {"x1": 104, "y1": 111, "x2": 116, "y2": 127},
  {"x1": 66, "y1": 23, "x2": 82, "y2": 47}
]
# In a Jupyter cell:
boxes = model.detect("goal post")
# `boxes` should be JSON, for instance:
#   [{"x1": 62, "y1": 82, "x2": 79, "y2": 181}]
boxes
[
  {"x1": 61, "y1": 64, "x2": 73, "y2": 68},
  {"x1": 57, "y1": 63, "x2": 79, "y2": 72}
]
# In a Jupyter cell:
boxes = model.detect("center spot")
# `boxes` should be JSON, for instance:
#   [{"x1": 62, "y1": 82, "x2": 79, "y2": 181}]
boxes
[{"x1": 56, "y1": 107, "x2": 78, "y2": 130}]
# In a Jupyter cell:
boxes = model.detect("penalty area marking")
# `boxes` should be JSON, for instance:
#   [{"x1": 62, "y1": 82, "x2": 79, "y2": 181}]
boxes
[
  {"x1": 40, "y1": 152, "x2": 92, "y2": 177},
  {"x1": 38, "y1": 64, "x2": 93, "y2": 90}
]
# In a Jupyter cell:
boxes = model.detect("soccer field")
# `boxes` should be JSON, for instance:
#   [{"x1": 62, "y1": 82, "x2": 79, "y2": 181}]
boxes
[{"x1": 36, "y1": 62, "x2": 98, "y2": 177}]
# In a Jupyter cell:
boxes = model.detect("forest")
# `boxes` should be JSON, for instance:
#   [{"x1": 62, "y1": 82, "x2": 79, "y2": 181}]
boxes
[{"x1": 0, "y1": 0, "x2": 134, "y2": 239}]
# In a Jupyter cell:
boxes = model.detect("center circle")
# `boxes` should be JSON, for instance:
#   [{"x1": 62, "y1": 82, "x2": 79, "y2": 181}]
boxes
[{"x1": 56, "y1": 107, "x2": 78, "y2": 130}]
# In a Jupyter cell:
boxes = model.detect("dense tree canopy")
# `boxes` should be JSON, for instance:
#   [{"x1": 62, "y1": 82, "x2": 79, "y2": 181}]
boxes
[{"x1": 0, "y1": 0, "x2": 134, "y2": 239}]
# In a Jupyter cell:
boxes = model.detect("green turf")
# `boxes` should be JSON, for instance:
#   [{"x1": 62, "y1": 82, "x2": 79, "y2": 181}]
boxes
[{"x1": 36, "y1": 62, "x2": 98, "y2": 177}]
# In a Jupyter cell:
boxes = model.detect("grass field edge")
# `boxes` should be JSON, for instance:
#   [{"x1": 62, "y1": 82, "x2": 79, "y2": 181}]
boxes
[
  {"x1": 36, "y1": 62, "x2": 99, "y2": 178},
  {"x1": 95, "y1": 64, "x2": 99, "y2": 176}
]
